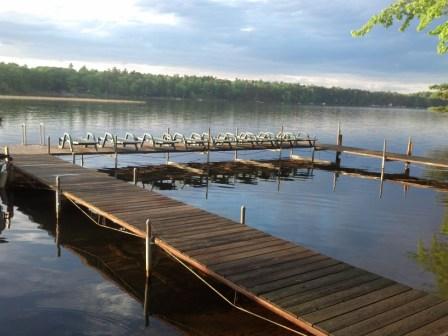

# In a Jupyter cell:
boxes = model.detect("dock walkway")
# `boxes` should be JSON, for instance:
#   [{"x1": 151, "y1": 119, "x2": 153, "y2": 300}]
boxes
[
  {"x1": 9, "y1": 154, "x2": 448, "y2": 336},
  {"x1": 316, "y1": 144, "x2": 448, "y2": 169},
  {"x1": 8, "y1": 140, "x2": 448, "y2": 170}
]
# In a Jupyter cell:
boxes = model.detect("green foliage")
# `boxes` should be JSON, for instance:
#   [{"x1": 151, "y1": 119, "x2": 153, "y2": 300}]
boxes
[
  {"x1": 0, "y1": 63, "x2": 441, "y2": 107},
  {"x1": 428, "y1": 84, "x2": 448, "y2": 111},
  {"x1": 352, "y1": 0, "x2": 448, "y2": 54},
  {"x1": 430, "y1": 83, "x2": 448, "y2": 99},
  {"x1": 414, "y1": 235, "x2": 448, "y2": 298}
]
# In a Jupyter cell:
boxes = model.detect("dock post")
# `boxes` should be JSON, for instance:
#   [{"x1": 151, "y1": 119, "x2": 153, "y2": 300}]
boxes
[
  {"x1": 145, "y1": 219, "x2": 154, "y2": 278},
  {"x1": 133, "y1": 167, "x2": 137, "y2": 185},
  {"x1": 205, "y1": 173, "x2": 209, "y2": 200},
  {"x1": 4, "y1": 146, "x2": 11, "y2": 186},
  {"x1": 47, "y1": 136, "x2": 51, "y2": 154},
  {"x1": 311, "y1": 146, "x2": 316, "y2": 163},
  {"x1": 240, "y1": 205, "x2": 246, "y2": 225},
  {"x1": 404, "y1": 136, "x2": 413, "y2": 175},
  {"x1": 39, "y1": 123, "x2": 45, "y2": 145},
  {"x1": 207, "y1": 128, "x2": 211, "y2": 164},
  {"x1": 55, "y1": 176, "x2": 61, "y2": 220},
  {"x1": 336, "y1": 122, "x2": 342, "y2": 165},
  {"x1": 21, "y1": 123, "x2": 27, "y2": 145},
  {"x1": 81, "y1": 154, "x2": 84, "y2": 167},
  {"x1": 234, "y1": 127, "x2": 239, "y2": 161},
  {"x1": 279, "y1": 125, "x2": 284, "y2": 161},
  {"x1": 72, "y1": 152, "x2": 76, "y2": 165},
  {"x1": 381, "y1": 139, "x2": 387, "y2": 181},
  {"x1": 114, "y1": 135, "x2": 118, "y2": 170}
]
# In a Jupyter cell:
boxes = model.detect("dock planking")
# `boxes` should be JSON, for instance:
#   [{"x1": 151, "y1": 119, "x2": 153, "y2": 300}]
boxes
[
  {"x1": 8, "y1": 139, "x2": 448, "y2": 172},
  {"x1": 8, "y1": 153, "x2": 448, "y2": 336},
  {"x1": 316, "y1": 143, "x2": 448, "y2": 169}
]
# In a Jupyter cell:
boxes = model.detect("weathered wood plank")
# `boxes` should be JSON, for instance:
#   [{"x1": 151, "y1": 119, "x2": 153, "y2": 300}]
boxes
[
  {"x1": 364, "y1": 301, "x2": 448, "y2": 336},
  {"x1": 333, "y1": 294, "x2": 444, "y2": 336},
  {"x1": 303, "y1": 284, "x2": 410, "y2": 324},
  {"x1": 319, "y1": 289, "x2": 426, "y2": 332}
]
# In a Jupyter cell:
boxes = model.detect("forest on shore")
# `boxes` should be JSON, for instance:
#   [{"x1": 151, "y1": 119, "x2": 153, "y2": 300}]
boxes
[{"x1": 0, "y1": 63, "x2": 441, "y2": 108}]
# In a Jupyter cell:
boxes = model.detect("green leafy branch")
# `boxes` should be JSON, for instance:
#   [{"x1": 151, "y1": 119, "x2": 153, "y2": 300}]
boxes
[{"x1": 352, "y1": 0, "x2": 448, "y2": 54}]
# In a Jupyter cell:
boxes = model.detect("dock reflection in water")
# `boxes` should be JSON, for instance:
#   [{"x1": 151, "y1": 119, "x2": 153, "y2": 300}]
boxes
[{"x1": 0, "y1": 189, "x2": 299, "y2": 336}]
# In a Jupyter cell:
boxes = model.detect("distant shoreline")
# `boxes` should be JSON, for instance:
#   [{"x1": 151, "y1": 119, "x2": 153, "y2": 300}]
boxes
[{"x1": 0, "y1": 95, "x2": 146, "y2": 104}]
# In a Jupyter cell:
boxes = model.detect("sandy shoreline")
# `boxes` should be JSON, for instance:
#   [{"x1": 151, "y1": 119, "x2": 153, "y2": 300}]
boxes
[{"x1": 0, "y1": 95, "x2": 146, "y2": 104}]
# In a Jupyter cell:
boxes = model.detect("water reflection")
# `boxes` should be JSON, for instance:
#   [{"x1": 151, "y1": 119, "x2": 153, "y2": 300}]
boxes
[
  {"x1": 408, "y1": 150, "x2": 448, "y2": 298},
  {"x1": 1, "y1": 188, "x2": 300, "y2": 335},
  {"x1": 414, "y1": 235, "x2": 448, "y2": 298},
  {"x1": 0, "y1": 189, "x2": 12, "y2": 239}
]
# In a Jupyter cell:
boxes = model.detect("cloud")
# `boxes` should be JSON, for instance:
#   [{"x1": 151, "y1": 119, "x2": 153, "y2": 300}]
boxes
[
  {"x1": 0, "y1": 0, "x2": 180, "y2": 36},
  {"x1": 0, "y1": 0, "x2": 447, "y2": 92},
  {"x1": 240, "y1": 26, "x2": 255, "y2": 32}
]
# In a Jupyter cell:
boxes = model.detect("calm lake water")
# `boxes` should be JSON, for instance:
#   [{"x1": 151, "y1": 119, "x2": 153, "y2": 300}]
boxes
[{"x1": 0, "y1": 99, "x2": 448, "y2": 335}]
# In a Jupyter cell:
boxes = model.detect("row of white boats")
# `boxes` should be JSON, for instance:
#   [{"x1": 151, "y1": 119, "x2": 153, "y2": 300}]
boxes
[{"x1": 59, "y1": 130, "x2": 317, "y2": 151}]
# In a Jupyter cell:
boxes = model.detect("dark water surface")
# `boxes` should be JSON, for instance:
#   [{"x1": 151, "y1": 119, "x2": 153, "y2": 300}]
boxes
[{"x1": 1, "y1": 99, "x2": 448, "y2": 335}]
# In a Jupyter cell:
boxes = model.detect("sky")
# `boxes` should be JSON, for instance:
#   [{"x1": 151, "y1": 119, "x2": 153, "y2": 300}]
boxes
[{"x1": 0, "y1": 0, "x2": 447, "y2": 93}]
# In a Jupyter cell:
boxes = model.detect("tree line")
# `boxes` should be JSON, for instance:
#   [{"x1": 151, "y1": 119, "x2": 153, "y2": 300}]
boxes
[{"x1": 0, "y1": 62, "x2": 441, "y2": 108}]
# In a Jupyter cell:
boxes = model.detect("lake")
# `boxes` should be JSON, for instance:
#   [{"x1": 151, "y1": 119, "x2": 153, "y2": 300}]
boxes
[{"x1": 0, "y1": 99, "x2": 448, "y2": 335}]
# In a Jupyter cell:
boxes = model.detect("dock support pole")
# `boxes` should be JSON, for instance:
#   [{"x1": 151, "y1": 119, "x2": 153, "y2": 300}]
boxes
[
  {"x1": 55, "y1": 176, "x2": 61, "y2": 220},
  {"x1": 47, "y1": 136, "x2": 51, "y2": 154},
  {"x1": 336, "y1": 122, "x2": 342, "y2": 165},
  {"x1": 167, "y1": 128, "x2": 171, "y2": 164},
  {"x1": 240, "y1": 205, "x2": 246, "y2": 225},
  {"x1": 404, "y1": 136, "x2": 413, "y2": 175},
  {"x1": 279, "y1": 125, "x2": 284, "y2": 161},
  {"x1": 114, "y1": 135, "x2": 118, "y2": 170},
  {"x1": 4, "y1": 146, "x2": 11, "y2": 187},
  {"x1": 380, "y1": 139, "x2": 387, "y2": 181},
  {"x1": 234, "y1": 127, "x2": 239, "y2": 161},
  {"x1": 207, "y1": 128, "x2": 211, "y2": 164},
  {"x1": 21, "y1": 123, "x2": 27, "y2": 145},
  {"x1": 145, "y1": 219, "x2": 154, "y2": 278},
  {"x1": 81, "y1": 154, "x2": 84, "y2": 167},
  {"x1": 72, "y1": 153, "x2": 76, "y2": 165},
  {"x1": 39, "y1": 123, "x2": 45, "y2": 145},
  {"x1": 133, "y1": 167, "x2": 137, "y2": 185}
]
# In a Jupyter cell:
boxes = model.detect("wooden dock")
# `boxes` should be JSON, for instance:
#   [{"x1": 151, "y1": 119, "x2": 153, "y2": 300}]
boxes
[
  {"x1": 8, "y1": 139, "x2": 448, "y2": 171},
  {"x1": 7, "y1": 153, "x2": 448, "y2": 336},
  {"x1": 315, "y1": 144, "x2": 448, "y2": 169}
]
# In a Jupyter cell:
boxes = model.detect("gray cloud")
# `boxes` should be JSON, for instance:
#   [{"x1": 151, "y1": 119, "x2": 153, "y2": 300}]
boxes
[{"x1": 0, "y1": 0, "x2": 447, "y2": 92}]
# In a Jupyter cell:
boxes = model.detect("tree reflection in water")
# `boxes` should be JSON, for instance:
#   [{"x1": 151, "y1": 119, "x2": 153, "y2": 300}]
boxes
[
  {"x1": 415, "y1": 150, "x2": 448, "y2": 299},
  {"x1": 413, "y1": 211, "x2": 448, "y2": 299}
]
